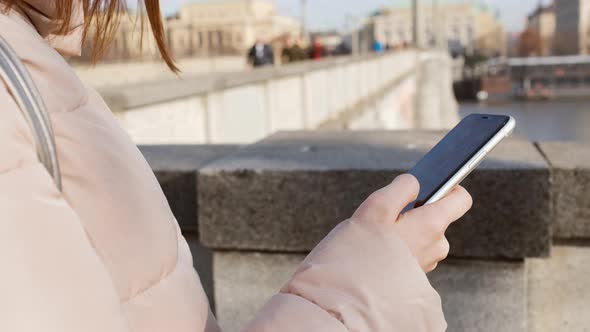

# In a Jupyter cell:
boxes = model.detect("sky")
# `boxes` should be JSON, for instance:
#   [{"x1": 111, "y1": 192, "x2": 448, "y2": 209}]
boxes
[{"x1": 160, "y1": 0, "x2": 550, "y2": 33}]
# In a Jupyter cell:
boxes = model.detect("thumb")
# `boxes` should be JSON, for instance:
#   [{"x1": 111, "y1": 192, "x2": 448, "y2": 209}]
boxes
[{"x1": 353, "y1": 174, "x2": 420, "y2": 224}]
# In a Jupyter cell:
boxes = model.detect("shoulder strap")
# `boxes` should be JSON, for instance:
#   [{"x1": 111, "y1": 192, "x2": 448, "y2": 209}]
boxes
[{"x1": 0, "y1": 35, "x2": 62, "y2": 191}]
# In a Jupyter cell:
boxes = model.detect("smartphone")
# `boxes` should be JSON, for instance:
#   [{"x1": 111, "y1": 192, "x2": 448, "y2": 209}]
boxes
[{"x1": 409, "y1": 114, "x2": 515, "y2": 208}]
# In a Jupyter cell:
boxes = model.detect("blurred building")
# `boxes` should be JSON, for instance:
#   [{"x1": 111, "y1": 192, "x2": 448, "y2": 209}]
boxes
[
  {"x1": 81, "y1": 0, "x2": 301, "y2": 62},
  {"x1": 167, "y1": 0, "x2": 301, "y2": 57},
  {"x1": 553, "y1": 0, "x2": 590, "y2": 55},
  {"x1": 506, "y1": 32, "x2": 521, "y2": 57},
  {"x1": 364, "y1": 2, "x2": 506, "y2": 57},
  {"x1": 525, "y1": 3, "x2": 555, "y2": 56},
  {"x1": 80, "y1": 13, "x2": 162, "y2": 62}
]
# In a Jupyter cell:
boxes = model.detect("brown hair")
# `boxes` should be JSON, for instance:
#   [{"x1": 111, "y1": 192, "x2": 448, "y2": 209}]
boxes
[{"x1": 1, "y1": 0, "x2": 178, "y2": 72}]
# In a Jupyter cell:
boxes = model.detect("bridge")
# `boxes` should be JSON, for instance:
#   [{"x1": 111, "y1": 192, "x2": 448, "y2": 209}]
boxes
[
  {"x1": 99, "y1": 50, "x2": 459, "y2": 144},
  {"x1": 456, "y1": 55, "x2": 590, "y2": 100},
  {"x1": 95, "y1": 51, "x2": 590, "y2": 331}
]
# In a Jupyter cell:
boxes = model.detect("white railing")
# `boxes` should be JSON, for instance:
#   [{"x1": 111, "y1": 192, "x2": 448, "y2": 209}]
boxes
[{"x1": 100, "y1": 51, "x2": 420, "y2": 144}]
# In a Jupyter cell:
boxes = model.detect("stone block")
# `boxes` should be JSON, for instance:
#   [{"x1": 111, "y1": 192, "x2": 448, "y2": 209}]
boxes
[
  {"x1": 429, "y1": 260, "x2": 526, "y2": 332},
  {"x1": 199, "y1": 131, "x2": 551, "y2": 258},
  {"x1": 213, "y1": 252, "x2": 302, "y2": 332},
  {"x1": 185, "y1": 233, "x2": 215, "y2": 310},
  {"x1": 213, "y1": 252, "x2": 526, "y2": 332},
  {"x1": 140, "y1": 145, "x2": 239, "y2": 232},
  {"x1": 527, "y1": 245, "x2": 590, "y2": 332},
  {"x1": 537, "y1": 142, "x2": 590, "y2": 239}
]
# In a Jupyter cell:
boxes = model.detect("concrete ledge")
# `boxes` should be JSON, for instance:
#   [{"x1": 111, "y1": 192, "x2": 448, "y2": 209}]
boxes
[
  {"x1": 213, "y1": 252, "x2": 526, "y2": 332},
  {"x1": 185, "y1": 233, "x2": 215, "y2": 310},
  {"x1": 527, "y1": 245, "x2": 590, "y2": 331},
  {"x1": 198, "y1": 131, "x2": 551, "y2": 259},
  {"x1": 214, "y1": 252, "x2": 302, "y2": 332},
  {"x1": 140, "y1": 145, "x2": 239, "y2": 232},
  {"x1": 537, "y1": 142, "x2": 590, "y2": 239},
  {"x1": 429, "y1": 260, "x2": 526, "y2": 331}
]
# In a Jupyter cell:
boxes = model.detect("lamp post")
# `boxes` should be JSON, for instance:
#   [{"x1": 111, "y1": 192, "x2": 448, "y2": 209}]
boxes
[
  {"x1": 301, "y1": 0, "x2": 308, "y2": 40},
  {"x1": 432, "y1": 0, "x2": 445, "y2": 50},
  {"x1": 412, "y1": 0, "x2": 424, "y2": 48},
  {"x1": 345, "y1": 15, "x2": 360, "y2": 56}
]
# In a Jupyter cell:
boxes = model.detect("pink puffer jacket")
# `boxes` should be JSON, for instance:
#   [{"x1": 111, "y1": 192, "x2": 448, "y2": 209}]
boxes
[{"x1": 0, "y1": 2, "x2": 446, "y2": 331}]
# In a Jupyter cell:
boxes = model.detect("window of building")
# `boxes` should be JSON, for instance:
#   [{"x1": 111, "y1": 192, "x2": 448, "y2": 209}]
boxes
[
  {"x1": 208, "y1": 31, "x2": 215, "y2": 47},
  {"x1": 217, "y1": 31, "x2": 223, "y2": 46},
  {"x1": 467, "y1": 26, "x2": 474, "y2": 43},
  {"x1": 452, "y1": 25, "x2": 460, "y2": 39}
]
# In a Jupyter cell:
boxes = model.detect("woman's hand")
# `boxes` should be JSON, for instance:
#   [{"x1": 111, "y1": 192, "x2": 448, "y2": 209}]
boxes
[
  {"x1": 353, "y1": 174, "x2": 473, "y2": 272},
  {"x1": 251, "y1": 174, "x2": 456, "y2": 331}
]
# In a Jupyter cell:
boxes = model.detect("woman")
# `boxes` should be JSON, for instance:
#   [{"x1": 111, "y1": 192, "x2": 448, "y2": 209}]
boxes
[{"x1": 0, "y1": 1, "x2": 472, "y2": 331}]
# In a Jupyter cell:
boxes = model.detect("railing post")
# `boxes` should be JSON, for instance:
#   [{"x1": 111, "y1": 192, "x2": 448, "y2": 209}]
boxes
[{"x1": 264, "y1": 80, "x2": 273, "y2": 135}]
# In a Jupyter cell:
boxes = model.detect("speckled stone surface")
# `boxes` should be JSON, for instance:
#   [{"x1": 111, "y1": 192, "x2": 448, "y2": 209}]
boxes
[
  {"x1": 527, "y1": 245, "x2": 590, "y2": 332},
  {"x1": 140, "y1": 145, "x2": 239, "y2": 232},
  {"x1": 538, "y1": 142, "x2": 590, "y2": 239},
  {"x1": 198, "y1": 131, "x2": 551, "y2": 258},
  {"x1": 429, "y1": 259, "x2": 526, "y2": 332},
  {"x1": 214, "y1": 252, "x2": 302, "y2": 332},
  {"x1": 185, "y1": 233, "x2": 215, "y2": 310},
  {"x1": 213, "y1": 252, "x2": 526, "y2": 332}
]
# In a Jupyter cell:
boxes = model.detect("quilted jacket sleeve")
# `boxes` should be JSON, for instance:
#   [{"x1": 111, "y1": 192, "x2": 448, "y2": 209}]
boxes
[
  {"x1": 0, "y1": 88, "x2": 131, "y2": 332},
  {"x1": 241, "y1": 219, "x2": 447, "y2": 332}
]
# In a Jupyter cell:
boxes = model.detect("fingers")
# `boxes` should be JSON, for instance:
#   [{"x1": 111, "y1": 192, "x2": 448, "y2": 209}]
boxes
[
  {"x1": 403, "y1": 185, "x2": 472, "y2": 230},
  {"x1": 426, "y1": 237, "x2": 450, "y2": 272},
  {"x1": 378, "y1": 174, "x2": 420, "y2": 213},
  {"x1": 388, "y1": 185, "x2": 471, "y2": 274},
  {"x1": 436, "y1": 236, "x2": 450, "y2": 262},
  {"x1": 425, "y1": 263, "x2": 438, "y2": 273},
  {"x1": 430, "y1": 185, "x2": 473, "y2": 225},
  {"x1": 353, "y1": 174, "x2": 420, "y2": 224}
]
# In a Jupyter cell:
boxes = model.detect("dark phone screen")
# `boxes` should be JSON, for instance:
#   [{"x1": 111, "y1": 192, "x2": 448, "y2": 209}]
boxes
[{"x1": 409, "y1": 114, "x2": 509, "y2": 207}]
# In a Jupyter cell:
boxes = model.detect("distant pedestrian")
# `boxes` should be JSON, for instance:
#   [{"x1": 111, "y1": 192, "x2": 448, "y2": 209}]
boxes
[
  {"x1": 248, "y1": 39, "x2": 274, "y2": 67},
  {"x1": 373, "y1": 39, "x2": 384, "y2": 53},
  {"x1": 310, "y1": 37, "x2": 326, "y2": 60},
  {"x1": 282, "y1": 36, "x2": 307, "y2": 64}
]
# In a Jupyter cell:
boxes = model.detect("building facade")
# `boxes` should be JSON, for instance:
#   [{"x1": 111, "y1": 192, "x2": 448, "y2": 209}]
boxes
[
  {"x1": 168, "y1": 0, "x2": 301, "y2": 57},
  {"x1": 365, "y1": 3, "x2": 505, "y2": 56},
  {"x1": 104, "y1": 14, "x2": 162, "y2": 62},
  {"x1": 526, "y1": 4, "x2": 555, "y2": 56},
  {"x1": 80, "y1": 0, "x2": 301, "y2": 63},
  {"x1": 554, "y1": 0, "x2": 590, "y2": 55}
]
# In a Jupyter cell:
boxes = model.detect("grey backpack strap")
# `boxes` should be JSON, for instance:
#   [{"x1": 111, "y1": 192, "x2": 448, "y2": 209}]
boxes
[{"x1": 0, "y1": 35, "x2": 62, "y2": 191}]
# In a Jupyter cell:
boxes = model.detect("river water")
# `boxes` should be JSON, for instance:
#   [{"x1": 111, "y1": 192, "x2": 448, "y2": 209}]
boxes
[{"x1": 459, "y1": 100, "x2": 590, "y2": 142}]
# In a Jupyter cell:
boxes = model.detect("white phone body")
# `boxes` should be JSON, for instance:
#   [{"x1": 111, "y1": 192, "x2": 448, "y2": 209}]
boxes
[{"x1": 425, "y1": 116, "x2": 516, "y2": 205}]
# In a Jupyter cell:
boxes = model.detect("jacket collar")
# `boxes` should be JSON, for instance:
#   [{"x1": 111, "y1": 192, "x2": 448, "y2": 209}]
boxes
[{"x1": 17, "y1": 0, "x2": 84, "y2": 56}]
